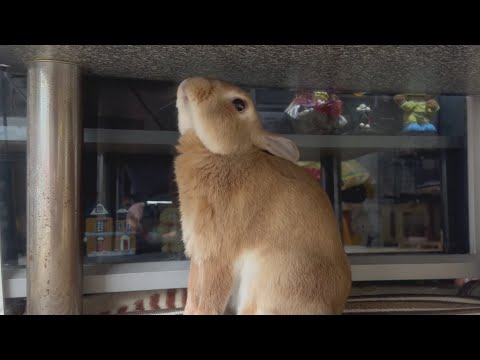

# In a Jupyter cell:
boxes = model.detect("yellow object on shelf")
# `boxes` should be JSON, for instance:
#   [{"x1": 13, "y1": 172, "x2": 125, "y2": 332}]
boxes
[{"x1": 341, "y1": 160, "x2": 371, "y2": 191}]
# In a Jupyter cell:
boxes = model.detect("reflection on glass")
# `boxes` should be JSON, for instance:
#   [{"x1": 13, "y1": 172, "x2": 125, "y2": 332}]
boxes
[
  {"x1": 340, "y1": 151, "x2": 446, "y2": 253},
  {"x1": 0, "y1": 75, "x2": 470, "y2": 267},
  {"x1": 0, "y1": 70, "x2": 27, "y2": 267},
  {"x1": 82, "y1": 150, "x2": 185, "y2": 264},
  {"x1": 82, "y1": 78, "x2": 469, "y2": 260}
]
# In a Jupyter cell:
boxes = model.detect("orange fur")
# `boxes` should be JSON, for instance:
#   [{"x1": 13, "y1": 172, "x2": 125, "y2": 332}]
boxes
[{"x1": 175, "y1": 78, "x2": 351, "y2": 315}]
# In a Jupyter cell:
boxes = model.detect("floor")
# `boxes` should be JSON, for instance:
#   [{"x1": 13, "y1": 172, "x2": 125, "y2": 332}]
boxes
[{"x1": 6, "y1": 279, "x2": 476, "y2": 315}]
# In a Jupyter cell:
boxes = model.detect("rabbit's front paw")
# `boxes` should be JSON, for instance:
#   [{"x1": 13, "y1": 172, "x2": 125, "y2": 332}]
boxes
[{"x1": 183, "y1": 304, "x2": 196, "y2": 315}]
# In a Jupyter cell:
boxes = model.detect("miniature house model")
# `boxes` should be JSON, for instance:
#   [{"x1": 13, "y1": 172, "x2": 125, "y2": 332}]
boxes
[
  {"x1": 84, "y1": 204, "x2": 136, "y2": 257},
  {"x1": 114, "y1": 208, "x2": 136, "y2": 255},
  {"x1": 85, "y1": 203, "x2": 113, "y2": 257}
]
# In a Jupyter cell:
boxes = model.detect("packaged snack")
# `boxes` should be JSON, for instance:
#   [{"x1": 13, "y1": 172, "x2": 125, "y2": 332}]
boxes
[{"x1": 285, "y1": 91, "x2": 347, "y2": 134}]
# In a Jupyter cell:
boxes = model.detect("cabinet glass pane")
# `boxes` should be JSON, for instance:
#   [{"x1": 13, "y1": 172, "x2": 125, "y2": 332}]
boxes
[
  {"x1": 254, "y1": 89, "x2": 468, "y2": 254},
  {"x1": 260, "y1": 90, "x2": 468, "y2": 254},
  {"x1": 83, "y1": 77, "x2": 468, "y2": 264},
  {"x1": 0, "y1": 71, "x2": 27, "y2": 268},
  {"x1": 0, "y1": 75, "x2": 468, "y2": 267}
]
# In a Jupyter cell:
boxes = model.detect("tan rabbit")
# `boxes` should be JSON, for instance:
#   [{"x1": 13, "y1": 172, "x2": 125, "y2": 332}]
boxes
[{"x1": 175, "y1": 77, "x2": 351, "y2": 315}]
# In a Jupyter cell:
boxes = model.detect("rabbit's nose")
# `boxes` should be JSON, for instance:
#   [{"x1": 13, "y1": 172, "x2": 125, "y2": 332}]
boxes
[
  {"x1": 178, "y1": 81, "x2": 187, "y2": 97},
  {"x1": 177, "y1": 79, "x2": 190, "y2": 103}
]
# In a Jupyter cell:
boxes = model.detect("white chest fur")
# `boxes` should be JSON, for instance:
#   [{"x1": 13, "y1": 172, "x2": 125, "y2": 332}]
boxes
[{"x1": 228, "y1": 251, "x2": 260, "y2": 314}]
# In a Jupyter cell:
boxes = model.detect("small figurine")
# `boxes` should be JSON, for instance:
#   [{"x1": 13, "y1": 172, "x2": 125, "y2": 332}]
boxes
[
  {"x1": 343, "y1": 102, "x2": 385, "y2": 135},
  {"x1": 393, "y1": 94, "x2": 439, "y2": 133},
  {"x1": 356, "y1": 103, "x2": 372, "y2": 130}
]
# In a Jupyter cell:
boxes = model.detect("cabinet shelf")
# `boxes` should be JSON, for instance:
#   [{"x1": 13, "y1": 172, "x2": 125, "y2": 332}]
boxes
[
  {"x1": 84, "y1": 251, "x2": 186, "y2": 264},
  {"x1": 0, "y1": 125, "x2": 465, "y2": 160},
  {"x1": 289, "y1": 134, "x2": 464, "y2": 160}
]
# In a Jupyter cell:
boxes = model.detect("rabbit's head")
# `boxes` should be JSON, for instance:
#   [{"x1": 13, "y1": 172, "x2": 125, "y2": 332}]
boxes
[{"x1": 177, "y1": 77, "x2": 299, "y2": 162}]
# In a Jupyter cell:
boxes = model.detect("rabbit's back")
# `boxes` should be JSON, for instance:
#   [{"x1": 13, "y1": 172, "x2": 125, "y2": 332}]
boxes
[{"x1": 175, "y1": 132, "x2": 346, "y2": 260}]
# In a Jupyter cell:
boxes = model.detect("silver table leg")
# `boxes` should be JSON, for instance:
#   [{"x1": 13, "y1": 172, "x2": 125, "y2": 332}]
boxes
[{"x1": 26, "y1": 60, "x2": 82, "y2": 315}]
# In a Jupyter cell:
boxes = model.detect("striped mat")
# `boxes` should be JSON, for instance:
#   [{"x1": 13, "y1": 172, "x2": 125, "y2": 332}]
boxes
[
  {"x1": 83, "y1": 289, "x2": 480, "y2": 315},
  {"x1": 343, "y1": 295, "x2": 480, "y2": 315},
  {"x1": 133, "y1": 295, "x2": 480, "y2": 315},
  {"x1": 8, "y1": 290, "x2": 480, "y2": 315}
]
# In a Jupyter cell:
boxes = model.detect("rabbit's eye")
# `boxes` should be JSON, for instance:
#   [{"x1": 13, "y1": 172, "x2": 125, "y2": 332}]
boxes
[{"x1": 233, "y1": 98, "x2": 246, "y2": 112}]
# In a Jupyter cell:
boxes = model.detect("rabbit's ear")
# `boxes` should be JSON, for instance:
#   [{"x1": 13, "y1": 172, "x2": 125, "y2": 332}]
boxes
[{"x1": 256, "y1": 133, "x2": 300, "y2": 163}]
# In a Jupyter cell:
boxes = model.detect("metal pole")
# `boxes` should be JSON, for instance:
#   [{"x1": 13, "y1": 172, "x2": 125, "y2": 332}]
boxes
[
  {"x1": 0, "y1": 228, "x2": 5, "y2": 315},
  {"x1": 26, "y1": 60, "x2": 82, "y2": 314},
  {"x1": 0, "y1": 69, "x2": 5, "y2": 315}
]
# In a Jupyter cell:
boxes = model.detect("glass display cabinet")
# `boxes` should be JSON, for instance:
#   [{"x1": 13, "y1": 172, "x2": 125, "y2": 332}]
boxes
[{"x1": 1, "y1": 45, "x2": 479, "y2": 314}]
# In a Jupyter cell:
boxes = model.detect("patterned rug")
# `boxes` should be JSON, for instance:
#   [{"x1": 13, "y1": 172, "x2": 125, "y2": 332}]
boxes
[
  {"x1": 132, "y1": 296, "x2": 480, "y2": 315},
  {"x1": 87, "y1": 289, "x2": 480, "y2": 315},
  {"x1": 343, "y1": 295, "x2": 480, "y2": 315},
  {"x1": 8, "y1": 288, "x2": 480, "y2": 315}
]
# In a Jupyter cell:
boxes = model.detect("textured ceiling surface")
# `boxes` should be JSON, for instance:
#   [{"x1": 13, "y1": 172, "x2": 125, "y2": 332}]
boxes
[{"x1": 1, "y1": 45, "x2": 480, "y2": 94}]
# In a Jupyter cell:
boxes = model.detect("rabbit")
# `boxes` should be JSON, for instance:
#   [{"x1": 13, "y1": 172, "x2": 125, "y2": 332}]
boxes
[{"x1": 174, "y1": 77, "x2": 351, "y2": 315}]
